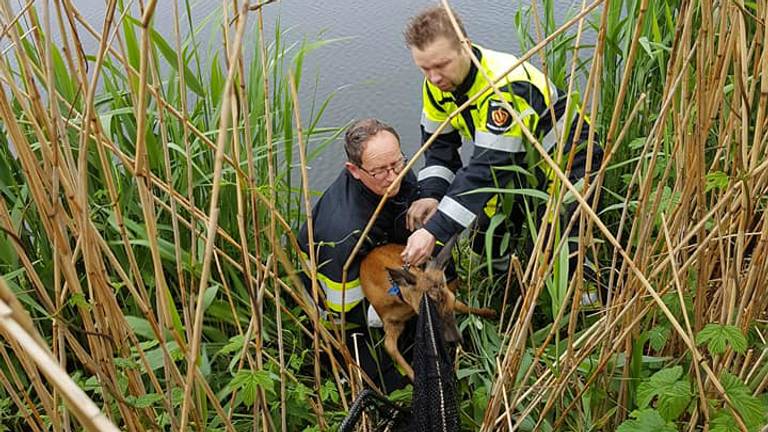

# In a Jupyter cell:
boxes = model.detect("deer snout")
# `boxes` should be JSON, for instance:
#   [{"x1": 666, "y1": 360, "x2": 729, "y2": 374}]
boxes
[{"x1": 441, "y1": 311, "x2": 463, "y2": 345}]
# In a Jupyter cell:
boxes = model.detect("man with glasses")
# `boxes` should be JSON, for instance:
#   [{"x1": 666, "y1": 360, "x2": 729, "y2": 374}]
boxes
[{"x1": 298, "y1": 118, "x2": 415, "y2": 393}]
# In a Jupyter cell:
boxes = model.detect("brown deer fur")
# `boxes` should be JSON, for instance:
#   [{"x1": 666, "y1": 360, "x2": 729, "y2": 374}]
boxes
[{"x1": 359, "y1": 242, "x2": 496, "y2": 380}]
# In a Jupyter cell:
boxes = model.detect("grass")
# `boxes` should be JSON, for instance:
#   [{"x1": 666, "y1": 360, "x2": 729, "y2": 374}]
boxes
[{"x1": 0, "y1": 0, "x2": 767, "y2": 431}]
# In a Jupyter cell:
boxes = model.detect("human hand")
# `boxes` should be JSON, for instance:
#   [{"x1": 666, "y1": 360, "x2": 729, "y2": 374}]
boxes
[
  {"x1": 401, "y1": 228, "x2": 436, "y2": 267},
  {"x1": 406, "y1": 198, "x2": 439, "y2": 231}
]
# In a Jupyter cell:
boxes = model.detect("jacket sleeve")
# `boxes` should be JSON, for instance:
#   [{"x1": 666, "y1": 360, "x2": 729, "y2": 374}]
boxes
[
  {"x1": 298, "y1": 221, "x2": 367, "y2": 313},
  {"x1": 424, "y1": 91, "x2": 536, "y2": 243},
  {"x1": 418, "y1": 81, "x2": 463, "y2": 200}
]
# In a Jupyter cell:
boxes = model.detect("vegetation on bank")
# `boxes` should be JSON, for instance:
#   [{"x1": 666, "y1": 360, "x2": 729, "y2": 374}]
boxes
[{"x1": 0, "y1": 0, "x2": 766, "y2": 431}]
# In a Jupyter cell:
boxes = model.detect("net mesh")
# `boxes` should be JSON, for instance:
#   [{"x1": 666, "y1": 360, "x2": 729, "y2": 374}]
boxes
[
  {"x1": 339, "y1": 296, "x2": 459, "y2": 431},
  {"x1": 411, "y1": 295, "x2": 460, "y2": 432}
]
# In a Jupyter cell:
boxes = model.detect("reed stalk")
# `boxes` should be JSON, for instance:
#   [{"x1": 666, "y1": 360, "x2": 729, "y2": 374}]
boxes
[{"x1": 0, "y1": 0, "x2": 766, "y2": 430}]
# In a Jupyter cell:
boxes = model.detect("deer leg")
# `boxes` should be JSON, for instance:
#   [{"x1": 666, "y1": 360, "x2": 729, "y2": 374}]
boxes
[
  {"x1": 453, "y1": 300, "x2": 497, "y2": 319},
  {"x1": 383, "y1": 320, "x2": 413, "y2": 381}
]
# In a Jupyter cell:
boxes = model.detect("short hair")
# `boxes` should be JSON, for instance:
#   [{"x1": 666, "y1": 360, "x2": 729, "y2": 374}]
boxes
[
  {"x1": 344, "y1": 118, "x2": 400, "y2": 166},
  {"x1": 404, "y1": 5, "x2": 467, "y2": 50}
]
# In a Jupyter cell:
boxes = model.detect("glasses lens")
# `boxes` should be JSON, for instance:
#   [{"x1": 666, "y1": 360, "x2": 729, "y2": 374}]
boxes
[
  {"x1": 371, "y1": 170, "x2": 388, "y2": 179},
  {"x1": 368, "y1": 155, "x2": 406, "y2": 179}
]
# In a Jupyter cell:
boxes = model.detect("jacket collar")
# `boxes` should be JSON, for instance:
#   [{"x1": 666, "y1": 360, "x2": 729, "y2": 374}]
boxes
[
  {"x1": 452, "y1": 45, "x2": 482, "y2": 97},
  {"x1": 344, "y1": 169, "x2": 380, "y2": 205},
  {"x1": 344, "y1": 169, "x2": 415, "y2": 207}
]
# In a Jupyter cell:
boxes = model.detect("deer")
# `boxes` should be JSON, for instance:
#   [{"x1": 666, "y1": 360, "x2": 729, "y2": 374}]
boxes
[{"x1": 359, "y1": 235, "x2": 496, "y2": 380}]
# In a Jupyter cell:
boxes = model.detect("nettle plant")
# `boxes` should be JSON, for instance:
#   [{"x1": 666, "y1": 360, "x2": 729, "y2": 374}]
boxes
[{"x1": 621, "y1": 303, "x2": 768, "y2": 431}]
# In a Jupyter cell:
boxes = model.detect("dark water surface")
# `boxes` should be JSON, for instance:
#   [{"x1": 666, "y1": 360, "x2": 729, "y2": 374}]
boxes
[{"x1": 67, "y1": 0, "x2": 593, "y2": 189}]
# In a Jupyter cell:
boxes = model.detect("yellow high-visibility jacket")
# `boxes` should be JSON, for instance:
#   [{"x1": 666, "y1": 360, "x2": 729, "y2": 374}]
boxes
[{"x1": 418, "y1": 45, "x2": 598, "y2": 242}]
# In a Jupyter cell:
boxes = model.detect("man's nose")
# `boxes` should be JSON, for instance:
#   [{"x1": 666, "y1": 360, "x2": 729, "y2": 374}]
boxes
[{"x1": 427, "y1": 70, "x2": 441, "y2": 84}]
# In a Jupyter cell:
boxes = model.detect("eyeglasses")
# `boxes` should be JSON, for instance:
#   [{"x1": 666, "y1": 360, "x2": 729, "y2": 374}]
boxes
[{"x1": 359, "y1": 154, "x2": 407, "y2": 180}]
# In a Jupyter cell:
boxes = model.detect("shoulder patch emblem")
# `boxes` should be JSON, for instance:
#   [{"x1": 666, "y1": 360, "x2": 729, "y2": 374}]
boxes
[{"x1": 486, "y1": 99, "x2": 513, "y2": 134}]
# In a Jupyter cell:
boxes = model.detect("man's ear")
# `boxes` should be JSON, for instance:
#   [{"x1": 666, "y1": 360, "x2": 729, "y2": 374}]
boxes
[{"x1": 345, "y1": 161, "x2": 363, "y2": 180}]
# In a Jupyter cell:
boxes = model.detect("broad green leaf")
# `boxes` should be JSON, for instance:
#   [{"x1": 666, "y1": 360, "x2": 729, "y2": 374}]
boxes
[
  {"x1": 636, "y1": 366, "x2": 691, "y2": 421},
  {"x1": 98, "y1": 107, "x2": 136, "y2": 133},
  {"x1": 68, "y1": 292, "x2": 91, "y2": 310},
  {"x1": 650, "y1": 366, "x2": 683, "y2": 385},
  {"x1": 388, "y1": 385, "x2": 413, "y2": 404},
  {"x1": 696, "y1": 324, "x2": 747, "y2": 355},
  {"x1": 0, "y1": 226, "x2": 17, "y2": 267},
  {"x1": 113, "y1": 357, "x2": 139, "y2": 370},
  {"x1": 132, "y1": 393, "x2": 164, "y2": 409},
  {"x1": 144, "y1": 341, "x2": 182, "y2": 371},
  {"x1": 710, "y1": 410, "x2": 741, "y2": 432},
  {"x1": 617, "y1": 409, "x2": 677, "y2": 432},
  {"x1": 218, "y1": 335, "x2": 245, "y2": 356},
  {"x1": 646, "y1": 325, "x2": 670, "y2": 351},
  {"x1": 727, "y1": 330, "x2": 749, "y2": 354},
  {"x1": 706, "y1": 171, "x2": 729, "y2": 192},
  {"x1": 209, "y1": 52, "x2": 224, "y2": 108},
  {"x1": 292, "y1": 382, "x2": 311, "y2": 403},
  {"x1": 119, "y1": 4, "x2": 140, "y2": 77},
  {"x1": 230, "y1": 370, "x2": 275, "y2": 407},
  {"x1": 289, "y1": 351, "x2": 307, "y2": 371},
  {"x1": 657, "y1": 380, "x2": 692, "y2": 421},
  {"x1": 720, "y1": 372, "x2": 767, "y2": 429},
  {"x1": 661, "y1": 291, "x2": 694, "y2": 321},
  {"x1": 230, "y1": 371, "x2": 256, "y2": 407},
  {"x1": 319, "y1": 380, "x2": 338, "y2": 403},
  {"x1": 125, "y1": 316, "x2": 156, "y2": 340},
  {"x1": 171, "y1": 388, "x2": 184, "y2": 406}
]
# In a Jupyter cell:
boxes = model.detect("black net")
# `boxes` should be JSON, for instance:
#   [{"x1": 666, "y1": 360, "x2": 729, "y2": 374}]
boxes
[
  {"x1": 338, "y1": 388, "x2": 412, "y2": 432},
  {"x1": 339, "y1": 296, "x2": 459, "y2": 431},
  {"x1": 410, "y1": 295, "x2": 459, "y2": 432}
]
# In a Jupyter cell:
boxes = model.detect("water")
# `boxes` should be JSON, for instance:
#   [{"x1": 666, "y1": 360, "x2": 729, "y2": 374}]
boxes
[
  {"x1": 265, "y1": 1, "x2": 595, "y2": 189},
  {"x1": 65, "y1": 0, "x2": 595, "y2": 190}
]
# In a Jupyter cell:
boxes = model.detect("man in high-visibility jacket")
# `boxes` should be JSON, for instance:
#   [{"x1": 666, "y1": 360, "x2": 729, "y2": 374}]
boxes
[
  {"x1": 298, "y1": 118, "x2": 416, "y2": 393},
  {"x1": 401, "y1": 5, "x2": 603, "y2": 275}
]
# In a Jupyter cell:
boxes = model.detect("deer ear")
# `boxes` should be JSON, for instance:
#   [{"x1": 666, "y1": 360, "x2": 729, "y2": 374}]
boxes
[
  {"x1": 387, "y1": 267, "x2": 421, "y2": 309},
  {"x1": 386, "y1": 267, "x2": 417, "y2": 286},
  {"x1": 428, "y1": 234, "x2": 458, "y2": 270}
]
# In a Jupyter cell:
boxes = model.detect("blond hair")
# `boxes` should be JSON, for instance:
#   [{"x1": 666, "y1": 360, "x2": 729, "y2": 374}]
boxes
[{"x1": 404, "y1": 5, "x2": 467, "y2": 50}]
